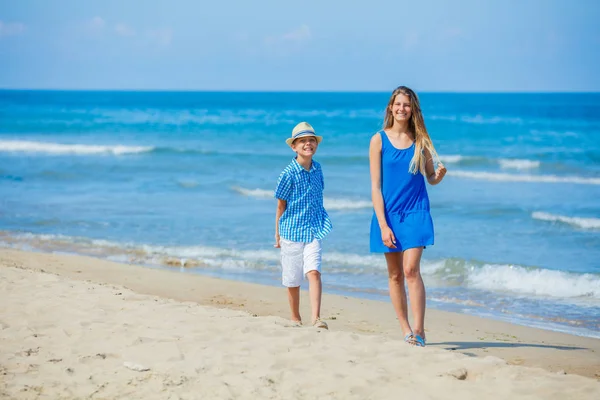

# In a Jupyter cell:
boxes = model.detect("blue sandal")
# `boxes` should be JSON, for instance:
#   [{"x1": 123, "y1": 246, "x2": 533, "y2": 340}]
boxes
[
  {"x1": 404, "y1": 333, "x2": 415, "y2": 344},
  {"x1": 413, "y1": 334, "x2": 426, "y2": 347}
]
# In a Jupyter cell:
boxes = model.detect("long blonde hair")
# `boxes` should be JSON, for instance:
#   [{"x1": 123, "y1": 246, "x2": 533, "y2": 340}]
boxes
[{"x1": 383, "y1": 86, "x2": 439, "y2": 175}]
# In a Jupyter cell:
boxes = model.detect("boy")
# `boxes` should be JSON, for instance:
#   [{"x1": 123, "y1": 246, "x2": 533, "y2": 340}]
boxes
[{"x1": 274, "y1": 122, "x2": 331, "y2": 329}]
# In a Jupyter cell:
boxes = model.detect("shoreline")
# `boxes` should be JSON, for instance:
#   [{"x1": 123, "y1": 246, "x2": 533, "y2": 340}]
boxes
[
  {"x1": 2, "y1": 231, "x2": 598, "y2": 340},
  {"x1": 1, "y1": 248, "x2": 599, "y2": 380}
]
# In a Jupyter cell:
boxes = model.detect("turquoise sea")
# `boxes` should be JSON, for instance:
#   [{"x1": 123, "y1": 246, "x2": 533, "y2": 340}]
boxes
[{"x1": 1, "y1": 90, "x2": 599, "y2": 337}]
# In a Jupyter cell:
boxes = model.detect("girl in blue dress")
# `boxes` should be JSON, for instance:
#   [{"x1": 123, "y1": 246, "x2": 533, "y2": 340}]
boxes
[{"x1": 369, "y1": 86, "x2": 447, "y2": 347}]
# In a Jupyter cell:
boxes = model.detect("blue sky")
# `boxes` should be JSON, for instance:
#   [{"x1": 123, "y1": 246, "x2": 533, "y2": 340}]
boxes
[{"x1": 1, "y1": 0, "x2": 599, "y2": 91}]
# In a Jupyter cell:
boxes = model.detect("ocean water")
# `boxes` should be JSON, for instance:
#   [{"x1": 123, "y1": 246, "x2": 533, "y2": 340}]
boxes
[{"x1": 1, "y1": 90, "x2": 599, "y2": 337}]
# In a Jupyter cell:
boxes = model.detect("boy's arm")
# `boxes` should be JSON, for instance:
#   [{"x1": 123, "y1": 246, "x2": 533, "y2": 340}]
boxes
[
  {"x1": 274, "y1": 169, "x2": 292, "y2": 248},
  {"x1": 274, "y1": 199, "x2": 287, "y2": 248}
]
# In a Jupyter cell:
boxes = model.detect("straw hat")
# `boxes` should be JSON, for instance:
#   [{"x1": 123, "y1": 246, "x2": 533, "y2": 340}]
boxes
[{"x1": 285, "y1": 122, "x2": 323, "y2": 147}]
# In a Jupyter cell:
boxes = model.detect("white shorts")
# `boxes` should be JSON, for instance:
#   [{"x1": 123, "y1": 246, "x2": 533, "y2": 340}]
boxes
[{"x1": 280, "y1": 238, "x2": 322, "y2": 287}]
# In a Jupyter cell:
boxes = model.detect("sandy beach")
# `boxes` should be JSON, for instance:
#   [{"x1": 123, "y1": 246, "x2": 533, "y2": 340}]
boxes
[{"x1": 1, "y1": 248, "x2": 599, "y2": 399}]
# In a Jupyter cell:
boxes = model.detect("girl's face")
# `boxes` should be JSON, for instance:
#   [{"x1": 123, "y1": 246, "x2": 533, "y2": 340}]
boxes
[
  {"x1": 390, "y1": 94, "x2": 412, "y2": 123},
  {"x1": 291, "y1": 136, "x2": 318, "y2": 157}
]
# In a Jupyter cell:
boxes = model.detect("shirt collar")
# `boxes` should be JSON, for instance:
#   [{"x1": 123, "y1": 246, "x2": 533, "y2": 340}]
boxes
[{"x1": 292, "y1": 157, "x2": 317, "y2": 173}]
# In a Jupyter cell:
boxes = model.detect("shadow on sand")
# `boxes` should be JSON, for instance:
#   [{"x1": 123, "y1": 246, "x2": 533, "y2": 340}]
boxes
[{"x1": 430, "y1": 341, "x2": 586, "y2": 352}]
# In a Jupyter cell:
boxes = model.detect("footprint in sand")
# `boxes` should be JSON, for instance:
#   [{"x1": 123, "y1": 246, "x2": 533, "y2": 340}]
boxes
[{"x1": 79, "y1": 353, "x2": 118, "y2": 364}]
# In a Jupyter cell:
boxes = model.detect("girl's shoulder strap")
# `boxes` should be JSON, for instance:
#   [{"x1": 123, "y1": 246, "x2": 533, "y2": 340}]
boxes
[{"x1": 378, "y1": 130, "x2": 389, "y2": 148}]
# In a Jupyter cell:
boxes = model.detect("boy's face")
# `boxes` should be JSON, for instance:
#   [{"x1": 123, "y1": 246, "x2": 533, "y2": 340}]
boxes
[{"x1": 291, "y1": 136, "x2": 318, "y2": 157}]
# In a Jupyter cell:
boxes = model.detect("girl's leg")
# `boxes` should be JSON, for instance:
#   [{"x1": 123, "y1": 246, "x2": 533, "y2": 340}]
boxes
[
  {"x1": 287, "y1": 287, "x2": 301, "y2": 323},
  {"x1": 385, "y1": 252, "x2": 412, "y2": 337},
  {"x1": 403, "y1": 247, "x2": 426, "y2": 339},
  {"x1": 306, "y1": 270, "x2": 322, "y2": 323}
]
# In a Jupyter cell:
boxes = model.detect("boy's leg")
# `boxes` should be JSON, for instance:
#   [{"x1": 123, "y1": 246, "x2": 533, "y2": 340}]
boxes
[
  {"x1": 306, "y1": 271, "x2": 322, "y2": 323},
  {"x1": 303, "y1": 239, "x2": 326, "y2": 327},
  {"x1": 287, "y1": 287, "x2": 301, "y2": 323},
  {"x1": 280, "y1": 239, "x2": 305, "y2": 323}
]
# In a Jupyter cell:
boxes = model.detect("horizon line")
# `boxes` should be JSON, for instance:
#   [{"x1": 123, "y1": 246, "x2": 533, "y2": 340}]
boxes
[{"x1": 1, "y1": 88, "x2": 599, "y2": 94}]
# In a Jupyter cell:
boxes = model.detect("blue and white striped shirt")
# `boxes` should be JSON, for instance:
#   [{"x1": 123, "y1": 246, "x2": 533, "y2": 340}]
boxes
[{"x1": 275, "y1": 158, "x2": 332, "y2": 242}]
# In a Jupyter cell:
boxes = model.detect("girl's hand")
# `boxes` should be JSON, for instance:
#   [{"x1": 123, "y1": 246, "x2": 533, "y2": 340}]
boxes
[
  {"x1": 381, "y1": 226, "x2": 397, "y2": 249},
  {"x1": 434, "y1": 162, "x2": 447, "y2": 183}
]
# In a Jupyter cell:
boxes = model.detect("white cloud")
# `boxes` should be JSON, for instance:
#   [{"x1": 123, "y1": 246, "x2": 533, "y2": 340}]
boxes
[
  {"x1": 232, "y1": 32, "x2": 249, "y2": 43},
  {"x1": 265, "y1": 24, "x2": 312, "y2": 46},
  {"x1": 445, "y1": 27, "x2": 463, "y2": 38},
  {"x1": 402, "y1": 32, "x2": 419, "y2": 50},
  {"x1": 147, "y1": 28, "x2": 172, "y2": 46},
  {"x1": 282, "y1": 25, "x2": 311, "y2": 42},
  {"x1": 437, "y1": 27, "x2": 465, "y2": 45},
  {"x1": 83, "y1": 17, "x2": 171, "y2": 46},
  {"x1": 115, "y1": 23, "x2": 135, "y2": 37},
  {"x1": 88, "y1": 16, "x2": 105, "y2": 30},
  {"x1": 0, "y1": 21, "x2": 26, "y2": 38}
]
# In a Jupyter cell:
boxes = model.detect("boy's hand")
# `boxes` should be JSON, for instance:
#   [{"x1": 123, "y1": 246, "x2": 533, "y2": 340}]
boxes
[{"x1": 274, "y1": 234, "x2": 281, "y2": 248}]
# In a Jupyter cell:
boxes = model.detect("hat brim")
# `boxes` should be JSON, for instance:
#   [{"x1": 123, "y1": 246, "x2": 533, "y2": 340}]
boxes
[{"x1": 286, "y1": 134, "x2": 323, "y2": 147}]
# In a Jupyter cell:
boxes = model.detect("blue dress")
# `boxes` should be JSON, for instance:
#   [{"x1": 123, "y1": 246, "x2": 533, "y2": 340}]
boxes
[{"x1": 369, "y1": 131, "x2": 434, "y2": 253}]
